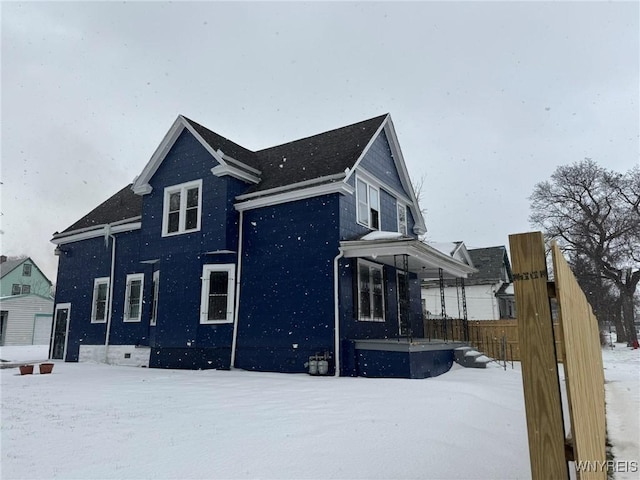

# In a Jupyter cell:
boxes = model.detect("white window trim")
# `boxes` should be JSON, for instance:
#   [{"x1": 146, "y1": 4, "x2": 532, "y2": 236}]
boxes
[
  {"x1": 397, "y1": 202, "x2": 408, "y2": 235},
  {"x1": 150, "y1": 271, "x2": 159, "y2": 326},
  {"x1": 356, "y1": 176, "x2": 381, "y2": 230},
  {"x1": 91, "y1": 277, "x2": 110, "y2": 324},
  {"x1": 200, "y1": 264, "x2": 235, "y2": 325},
  {"x1": 162, "y1": 179, "x2": 203, "y2": 237},
  {"x1": 357, "y1": 259, "x2": 385, "y2": 322},
  {"x1": 124, "y1": 273, "x2": 145, "y2": 323}
]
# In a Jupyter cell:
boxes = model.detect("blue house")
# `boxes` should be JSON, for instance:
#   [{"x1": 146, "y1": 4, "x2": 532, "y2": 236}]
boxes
[{"x1": 51, "y1": 114, "x2": 474, "y2": 377}]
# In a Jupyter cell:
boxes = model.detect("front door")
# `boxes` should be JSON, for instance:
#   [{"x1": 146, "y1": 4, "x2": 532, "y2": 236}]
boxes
[
  {"x1": 51, "y1": 303, "x2": 71, "y2": 360},
  {"x1": 397, "y1": 272, "x2": 410, "y2": 336}
]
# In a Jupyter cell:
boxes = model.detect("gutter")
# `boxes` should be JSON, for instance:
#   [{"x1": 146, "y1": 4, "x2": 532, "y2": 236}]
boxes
[
  {"x1": 333, "y1": 247, "x2": 345, "y2": 377},
  {"x1": 230, "y1": 209, "x2": 244, "y2": 368},
  {"x1": 104, "y1": 233, "x2": 116, "y2": 363}
]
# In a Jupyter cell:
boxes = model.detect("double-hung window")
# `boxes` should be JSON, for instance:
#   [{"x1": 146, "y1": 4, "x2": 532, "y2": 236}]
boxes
[
  {"x1": 162, "y1": 179, "x2": 202, "y2": 236},
  {"x1": 150, "y1": 271, "x2": 159, "y2": 326},
  {"x1": 358, "y1": 260, "x2": 385, "y2": 322},
  {"x1": 11, "y1": 284, "x2": 30, "y2": 295},
  {"x1": 124, "y1": 273, "x2": 144, "y2": 322},
  {"x1": 91, "y1": 277, "x2": 110, "y2": 323},
  {"x1": 23, "y1": 264, "x2": 32, "y2": 276},
  {"x1": 397, "y1": 203, "x2": 408, "y2": 235},
  {"x1": 356, "y1": 178, "x2": 380, "y2": 230},
  {"x1": 200, "y1": 264, "x2": 235, "y2": 324}
]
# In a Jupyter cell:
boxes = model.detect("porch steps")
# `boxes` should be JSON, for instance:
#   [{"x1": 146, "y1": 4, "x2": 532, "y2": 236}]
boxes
[{"x1": 454, "y1": 346, "x2": 492, "y2": 368}]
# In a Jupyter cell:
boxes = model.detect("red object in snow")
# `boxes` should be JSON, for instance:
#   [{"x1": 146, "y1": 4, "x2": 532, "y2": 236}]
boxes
[{"x1": 632, "y1": 339, "x2": 639, "y2": 349}]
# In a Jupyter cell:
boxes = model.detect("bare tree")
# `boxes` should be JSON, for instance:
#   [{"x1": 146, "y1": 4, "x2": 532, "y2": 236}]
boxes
[{"x1": 529, "y1": 160, "x2": 639, "y2": 344}]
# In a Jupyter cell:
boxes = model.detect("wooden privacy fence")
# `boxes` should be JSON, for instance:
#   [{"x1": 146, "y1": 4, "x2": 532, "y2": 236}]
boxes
[
  {"x1": 509, "y1": 232, "x2": 606, "y2": 480},
  {"x1": 424, "y1": 318, "x2": 565, "y2": 362}
]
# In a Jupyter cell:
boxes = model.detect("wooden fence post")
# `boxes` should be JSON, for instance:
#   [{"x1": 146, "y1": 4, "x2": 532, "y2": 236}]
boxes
[{"x1": 509, "y1": 232, "x2": 568, "y2": 480}]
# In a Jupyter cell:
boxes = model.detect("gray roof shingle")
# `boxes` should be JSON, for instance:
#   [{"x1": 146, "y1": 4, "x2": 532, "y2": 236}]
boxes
[
  {"x1": 57, "y1": 114, "x2": 388, "y2": 235},
  {"x1": 58, "y1": 184, "x2": 142, "y2": 234}
]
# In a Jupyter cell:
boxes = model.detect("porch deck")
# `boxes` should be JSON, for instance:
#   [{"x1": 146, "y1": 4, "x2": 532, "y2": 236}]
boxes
[{"x1": 344, "y1": 338, "x2": 468, "y2": 379}]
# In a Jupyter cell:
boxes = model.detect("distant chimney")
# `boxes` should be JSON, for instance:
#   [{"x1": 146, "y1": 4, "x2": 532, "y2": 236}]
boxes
[{"x1": 0, "y1": 255, "x2": 6, "y2": 263}]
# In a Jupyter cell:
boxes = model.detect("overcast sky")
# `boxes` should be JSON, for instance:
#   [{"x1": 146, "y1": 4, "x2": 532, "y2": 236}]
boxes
[{"x1": 2, "y1": 1, "x2": 638, "y2": 283}]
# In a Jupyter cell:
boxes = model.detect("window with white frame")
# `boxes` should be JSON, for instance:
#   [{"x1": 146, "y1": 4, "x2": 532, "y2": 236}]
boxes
[
  {"x1": 91, "y1": 277, "x2": 110, "y2": 323},
  {"x1": 22, "y1": 264, "x2": 32, "y2": 276},
  {"x1": 397, "y1": 203, "x2": 408, "y2": 235},
  {"x1": 356, "y1": 177, "x2": 380, "y2": 230},
  {"x1": 150, "y1": 270, "x2": 159, "y2": 326},
  {"x1": 200, "y1": 264, "x2": 235, "y2": 324},
  {"x1": 124, "y1": 273, "x2": 144, "y2": 322},
  {"x1": 358, "y1": 260, "x2": 385, "y2": 322},
  {"x1": 162, "y1": 179, "x2": 202, "y2": 236}
]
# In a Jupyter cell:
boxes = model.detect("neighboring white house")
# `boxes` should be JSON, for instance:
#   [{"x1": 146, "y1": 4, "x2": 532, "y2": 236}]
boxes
[
  {"x1": 421, "y1": 244, "x2": 515, "y2": 320},
  {"x1": 0, "y1": 294, "x2": 54, "y2": 346}
]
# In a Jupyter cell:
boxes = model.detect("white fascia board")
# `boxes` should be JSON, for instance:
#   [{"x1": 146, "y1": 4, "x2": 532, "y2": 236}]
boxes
[
  {"x1": 217, "y1": 150, "x2": 262, "y2": 176},
  {"x1": 235, "y1": 172, "x2": 347, "y2": 201},
  {"x1": 235, "y1": 182, "x2": 354, "y2": 212},
  {"x1": 340, "y1": 239, "x2": 476, "y2": 278},
  {"x1": 211, "y1": 164, "x2": 261, "y2": 184},
  {"x1": 132, "y1": 116, "x2": 190, "y2": 195},
  {"x1": 344, "y1": 115, "x2": 388, "y2": 184},
  {"x1": 51, "y1": 221, "x2": 142, "y2": 245}
]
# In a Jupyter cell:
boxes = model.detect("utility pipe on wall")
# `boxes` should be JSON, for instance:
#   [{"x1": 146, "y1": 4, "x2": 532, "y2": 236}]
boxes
[
  {"x1": 104, "y1": 232, "x2": 116, "y2": 363},
  {"x1": 230, "y1": 209, "x2": 244, "y2": 368},
  {"x1": 333, "y1": 248, "x2": 345, "y2": 377}
]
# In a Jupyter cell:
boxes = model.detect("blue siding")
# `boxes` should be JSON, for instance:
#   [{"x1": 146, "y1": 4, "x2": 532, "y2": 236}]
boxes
[
  {"x1": 354, "y1": 348, "x2": 454, "y2": 378},
  {"x1": 359, "y1": 130, "x2": 408, "y2": 196},
  {"x1": 55, "y1": 124, "x2": 426, "y2": 376},
  {"x1": 54, "y1": 237, "x2": 113, "y2": 361},
  {"x1": 140, "y1": 129, "x2": 247, "y2": 256},
  {"x1": 340, "y1": 131, "x2": 419, "y2": 239},
  {"x1": 235, "y1": 194, "x2": 340, "y2": 373}
]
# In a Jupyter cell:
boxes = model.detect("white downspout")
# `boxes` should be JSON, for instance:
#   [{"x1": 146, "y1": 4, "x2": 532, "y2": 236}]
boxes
[
  {"x1": 230, "y1": 209, "x2": 244, "y2": 368},
  {"x1": 333, "y1": 248, "x2": 345, "y2": 377},
  {"x1": 104, "y1": 233, "x2": 117, "y2": 363}
]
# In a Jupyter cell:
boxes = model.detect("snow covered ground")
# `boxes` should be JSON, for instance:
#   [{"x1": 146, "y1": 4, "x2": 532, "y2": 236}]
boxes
[{"x1": 1, "y1": 343, "x2": 638, "y2": 480}]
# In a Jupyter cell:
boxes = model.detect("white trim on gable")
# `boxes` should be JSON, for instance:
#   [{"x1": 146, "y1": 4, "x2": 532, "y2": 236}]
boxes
[
  {"x1": 51, "y1": 220, "x2": 142, "y2": 245},
  {"x1": 344, "y1": 115, "x2": 427, "y2": 235},
  {"x1": 131, "y1": 115, "x2": 261, "y2": 195},
  {"x1": 236, "y1": 172, "x2": 347, "y2": 201},
  {"x1": 234, "y1": 181, "x2": 354, "y2": 212},
  {"x1": 211, "y1": 164, "x2": 261, "y2": 184},
  {"x1": 217, "y1": 150, "x2": 262, "y2": 175}
]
